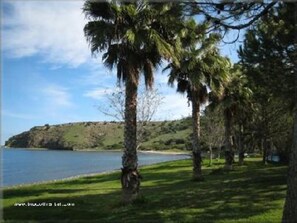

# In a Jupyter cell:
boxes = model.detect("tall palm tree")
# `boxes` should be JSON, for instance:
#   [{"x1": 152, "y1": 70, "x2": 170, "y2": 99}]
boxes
[
  {"x1": 165, "y1": 29, "x2": 229, "y2": 180},
  {"x1": 210, "y1": 67, "x2": 253, "y2": 169},
  {"x1": 83, "y1": 1, "x2": 184, "y2": 203}
]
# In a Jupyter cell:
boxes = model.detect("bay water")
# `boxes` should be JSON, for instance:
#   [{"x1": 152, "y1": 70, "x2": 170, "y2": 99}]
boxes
[{"x1": 1, "y1": 148, "x2": 188, "y2": 187}]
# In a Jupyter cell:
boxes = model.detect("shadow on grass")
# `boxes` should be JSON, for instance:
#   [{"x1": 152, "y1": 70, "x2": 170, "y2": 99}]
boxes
[
  {"x1": 3, "y1": 188, "x2": 86, "y2": 200},
  {"x1": 51, "y1": 172, "x2": 121, "y2": 186},
  {"x1": 3, "y1": 159, "x2": 287, "y2": 223}
]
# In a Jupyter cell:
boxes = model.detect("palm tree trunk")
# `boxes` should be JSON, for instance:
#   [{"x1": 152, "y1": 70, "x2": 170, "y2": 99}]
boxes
[
  {"x1": 282, "y1": 4, "x2": 297, "y2": 220},
  {"x1": 191, "y1": 90, "x2": 203, "y2": 181},
  {"x1": 121, "y1": 75, "x2": 141, "y2": 203},
  {"x1": 224, "y1": 109, "x2": 233, "y2": 170}
]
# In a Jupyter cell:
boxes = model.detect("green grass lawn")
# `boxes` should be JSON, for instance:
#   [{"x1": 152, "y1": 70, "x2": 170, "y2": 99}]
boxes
[{"x1": 2, "y1": 158, "x2": 287, "y2": 223}]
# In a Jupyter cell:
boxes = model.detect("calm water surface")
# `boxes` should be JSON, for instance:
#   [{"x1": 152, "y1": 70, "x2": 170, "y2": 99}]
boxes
[{"x1": 2, "y1": 148, "x2": 188, "y2": 186}]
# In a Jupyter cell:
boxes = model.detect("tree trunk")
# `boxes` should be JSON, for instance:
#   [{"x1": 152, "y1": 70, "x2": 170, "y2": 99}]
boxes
[
  {"x1": 238, "y1": 124, "x2": 244, "y2": 165},
  {"x1": 282, "y1": 104, "x2": 297, "y2": 222},
  {"x1": 238, "y1": 151, "x2": 244, "y2": 166},
  {"x1": 191, "y1": 90, "x2": 203, "y2": 181},
  {"x1": 224, "y1": 109, "x2": 234, "y2": 170},
  {"x1": 209, "y1": 145, "x2": 213, "y2": 166},
  {"x1": 261, "y1": 139, "x2": 265, "y2": 163},
  {"x1": 282, "y1": 4, "x2": 297, "y2": 220},
  {"x1": 217, "y1": 145, "x2": 221, "y2": 160},
  {"x1": 262, "y1": 137, "x2": 268, "y2": 165},
  {"x1": 121, "y1": 75, "x2": 141, "y2": 204},
  {"x1": 238, "y1": 136, "x2": 244, "y2": 165}
]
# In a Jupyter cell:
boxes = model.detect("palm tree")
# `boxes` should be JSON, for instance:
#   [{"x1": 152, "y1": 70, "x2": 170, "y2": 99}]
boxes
[
  {"x1": 210, "y1": 66, "x2": 253, "y2": 169},
  {"x1": 165, "y1": 29, "x2": 229, "y2": 180},
  {"x1": 83, "y1": 1, "x2": 184, "y2": 203}
]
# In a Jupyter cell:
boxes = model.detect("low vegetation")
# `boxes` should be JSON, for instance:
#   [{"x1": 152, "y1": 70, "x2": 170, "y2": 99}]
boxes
[
  {"x1": 3, "y1": 158, "x2": 287, "y2": 222},
  {"x1": 5, "y1": 119, "x2": 193, "y2": 151}
]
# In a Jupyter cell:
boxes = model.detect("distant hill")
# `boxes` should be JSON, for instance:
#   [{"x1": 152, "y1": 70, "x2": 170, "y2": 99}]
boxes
[{"x1": 5, "y1": 119, "x2": 193, "y2": 151}]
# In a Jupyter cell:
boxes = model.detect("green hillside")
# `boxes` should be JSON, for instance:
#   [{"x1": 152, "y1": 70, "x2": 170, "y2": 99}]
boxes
[{"x1": 5, "y1": 118, "x2": 193, "y2": 151}]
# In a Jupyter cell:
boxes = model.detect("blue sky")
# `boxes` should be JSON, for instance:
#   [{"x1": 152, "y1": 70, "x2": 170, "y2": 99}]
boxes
[{"x1": 1, "y1": 0, "x2": 241, "y2": 144}]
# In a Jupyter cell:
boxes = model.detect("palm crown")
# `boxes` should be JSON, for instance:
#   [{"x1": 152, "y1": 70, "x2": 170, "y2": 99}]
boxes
[
  {"x1": 83, "y1": 1, "x2": 184, "y2": 88},
  {"x1": 210, "y1": 66, "x2": 253, "y2": 120},
  {"x1": 165, "y1": 29, "x2": 230, "y2": 104}
]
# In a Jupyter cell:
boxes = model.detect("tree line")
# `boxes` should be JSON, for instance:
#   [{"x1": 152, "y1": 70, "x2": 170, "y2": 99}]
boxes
[{"x1": 83, "y1": 1, "x2": 296, "y2": 222}]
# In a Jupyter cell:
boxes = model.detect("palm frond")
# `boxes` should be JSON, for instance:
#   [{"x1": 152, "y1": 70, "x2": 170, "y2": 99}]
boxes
[
  {"x1": 177, "y1": 78, "x2": 190, "y2": 94},
  {"x1": 103, "y1": 44, "x2": 120, "y2": 70},
  {"x1": 83, "y1": 1, "x2": 115, "y2": 20},
  {"x1": 125, "y1": 29, "x2": 136, "y2": 44},
  {"x1": 143, "y1": 60, "x2": 154, "y2": 89},
  {"x1": 117, "y1": 59, "x2": 128, "y2": 83},
  {"x1": 198, "y1": 85, "x2": 208, "y2": 103},
  {"x1": 84, "y1": 21, "x2": 114, "y2": 53}
]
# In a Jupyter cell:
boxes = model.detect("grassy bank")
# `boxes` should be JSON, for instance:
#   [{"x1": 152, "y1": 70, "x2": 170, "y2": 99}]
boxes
[{"x1": 3, "y1": 158, "x2": 287, "y2": 222}]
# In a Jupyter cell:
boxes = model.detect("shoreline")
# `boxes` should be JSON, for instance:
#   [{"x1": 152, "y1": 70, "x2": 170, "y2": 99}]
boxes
[
  {"x1": 3, "y1": 169, "x2": 121, "y2": 190},
  {"x1": 3, "y1": 157, "x2": 190, "y2": 189},
  {"x1": 3, "y1": 147, "x2": 190, "y2": 155},
  {"x1": 138, "y1": 150, "x2": 190, "y2": 155}
]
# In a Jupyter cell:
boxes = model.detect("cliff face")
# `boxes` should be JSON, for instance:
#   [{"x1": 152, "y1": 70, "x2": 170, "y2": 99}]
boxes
[
  {"x1": 5, "y1": 122, "x2": 111, "y2": 150},
  {"x1": 5, "y1": 131, "x2": 31, "y2": 148}
]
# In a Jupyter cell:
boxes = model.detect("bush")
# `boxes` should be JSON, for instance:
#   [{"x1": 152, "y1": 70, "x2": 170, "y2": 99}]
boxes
[
  {"x1": 106, "y1": 143, "x2": 122, "y2": 150},
  {"x1": 175, "y1": 138, "x2": 185, "y2": 144},
  {"x1": 164, "y1": 138, "x2": 186, "y2": 146}
]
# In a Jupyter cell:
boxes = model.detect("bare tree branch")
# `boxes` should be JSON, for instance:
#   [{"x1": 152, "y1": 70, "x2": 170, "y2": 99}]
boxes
[
  {"x1": 184, "y1": 1, "x2": 277, "y2": 31},
  {"x1": 98, "y1": 85, "x2": 164, "y2": 149},
  {"x1": 214, "y1": 2, "x2": 277, "y2": 30}
]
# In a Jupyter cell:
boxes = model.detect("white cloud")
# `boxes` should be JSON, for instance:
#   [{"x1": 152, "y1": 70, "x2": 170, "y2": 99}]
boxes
[
  {"x1": 155, "y1": 93, "x2": 191, "y2": 120},
  {"x1": 2, "y1": 0, "x2": 92, "y2": 67},
  {"x1": 78, "y1": 66, "x2": 116, "y2": 86},
  {"x1": 84, "y1": 88, "x2": 114, "y2": 100},
  {"x1": 42, "y1": 85, "x2": 74, "y2": 108}
]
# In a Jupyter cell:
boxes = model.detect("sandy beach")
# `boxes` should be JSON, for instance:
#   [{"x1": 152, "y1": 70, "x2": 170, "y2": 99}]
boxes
[{"x1": 139, "y1": 150, "x2": 190, "y2": 155}]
